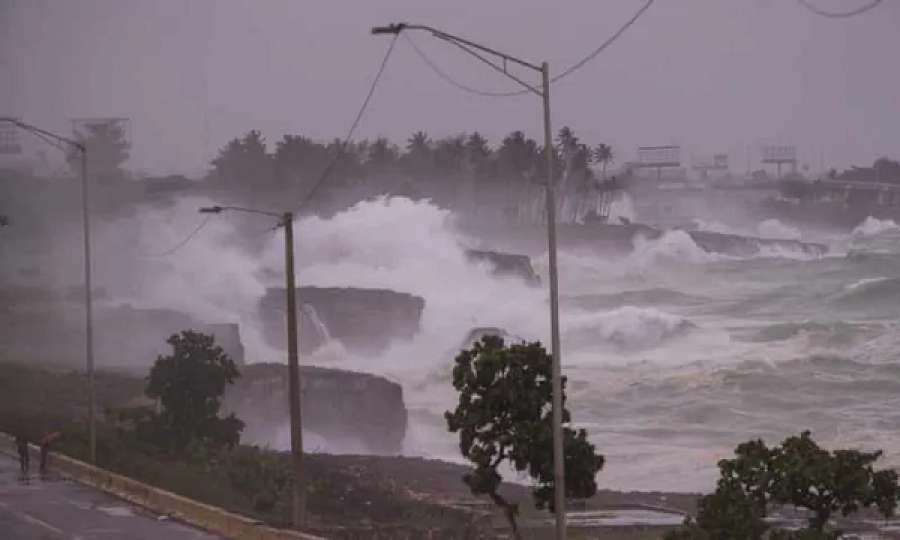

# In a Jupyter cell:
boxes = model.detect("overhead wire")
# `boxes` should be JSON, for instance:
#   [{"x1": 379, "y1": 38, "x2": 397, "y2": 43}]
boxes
[
  {"x1": 797, "y1": 0, "x2": 883, "y2": 18},
  {"x1": 294, "y1": 33, "x2": 400, "y2": 213},
  {"x1": 139, "y1": 215, "x2": 213, "y2": 257},
  {"x1": 139, "y1": 30, "x2": 399, "y2": 253},
  {"x1": 404, "y1": 0, "x2": 655, "y2": 98}
]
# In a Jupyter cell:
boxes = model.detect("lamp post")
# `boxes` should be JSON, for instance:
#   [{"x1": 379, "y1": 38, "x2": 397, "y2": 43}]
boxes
[
  {"x1": 0, "y1": 117, "x2": 96, "y2": 465},
  {"x1": 199, "y1": 205, "x2": 306, "y2": 528},
  {"x1": 370, "y1": 24, "x2": 568, "y2": 538}
]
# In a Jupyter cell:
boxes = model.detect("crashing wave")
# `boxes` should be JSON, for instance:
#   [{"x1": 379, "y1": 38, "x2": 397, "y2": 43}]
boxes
[
  {"x1": 852, "y1": 216, "x2": 900, "y2": 237},
  {"x1": 566, "y1": 306, "x2": 695, "y2": 350},
  {"x1": 756, "y1": 219, "x2": 802, "y2": 240}
]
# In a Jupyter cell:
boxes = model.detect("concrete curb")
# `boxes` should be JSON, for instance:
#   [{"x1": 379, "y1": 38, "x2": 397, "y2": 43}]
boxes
[{"x1": 0, "y1": 432, "x2": 325, "y2": 540}]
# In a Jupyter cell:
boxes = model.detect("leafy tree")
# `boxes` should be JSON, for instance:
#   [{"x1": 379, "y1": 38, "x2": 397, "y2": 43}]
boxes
[
  {"x1": 667, "y1": 431, "x2": 899, "y2": 539},
  {"x1": 464, "y1": 132, "x2": 492, "y2": 178},
  {"x1": 273, "y1": 134, "x2": 329, "y2": 187},
  {"x1": 433, "y1": 135, "x2": 466, "y2": 173},
  {"x1": 496, "y1": 131, "x2": 540, "y2": 182},
  {"x1": 404, "y1": 130, "x2": 432, "y2": 174},
  {"x1": 209, "y1": 130, "x2": 273, "y2": 186},
  {"x1": 445, "y1": 336, "x2": 604, "y2": 538},
  {"x1": 145, "y1": 330, "x2": 244, "y2": 454},
  {"x1": 68, "y1": 120, "x2": 130, "y2": 182},
  {"x1": 366, "y1": 137, "x2": 400, "y2": 172},
  {"x1": 593, "y1": 143, "x2": 614, "y2": 181}
]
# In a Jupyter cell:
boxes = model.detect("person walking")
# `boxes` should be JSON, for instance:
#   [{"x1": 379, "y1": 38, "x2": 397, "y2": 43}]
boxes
[
  {"x1": 38, "y1": 432, "x2": 61, "y2": 476},
  {"x1": 14, "y1": 433, "x2": 29, "y2": 476}
]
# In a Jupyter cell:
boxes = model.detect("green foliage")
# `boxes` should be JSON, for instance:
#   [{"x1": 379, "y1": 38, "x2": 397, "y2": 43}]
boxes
[
  {"x1": 445, "y1": 336, "x2": 604, "y2": 535},
  {"x1": 144, "y1": 330, "x2": 244, "y2": 454},
  {"x1": 668, "y1": 431, "x2": 899, "y2": 539}
]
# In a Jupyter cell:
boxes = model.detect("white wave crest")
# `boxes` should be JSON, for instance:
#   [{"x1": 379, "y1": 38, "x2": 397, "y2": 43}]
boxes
[
  {"x1": 756, "y1": 219, "x2": 801, "y2": 240},
  {"x1": 845, "y1": 277, "x2": 890, "y2": 291},
  {"x1": 630, "y1": 230, "x2": 721, "y2": 268},
  {"x1": 852, "y1": 216, "x2": 900, "y2": 237},
  {"x1": 566, "y1": 306, "x2": 694, "y2": 349},
  {"x1": 691, "y1": 219, "x2": 738, "y2": 235}
]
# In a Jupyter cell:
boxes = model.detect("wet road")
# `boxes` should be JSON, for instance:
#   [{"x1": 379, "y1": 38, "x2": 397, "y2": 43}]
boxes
[{"x1": 0, "y1": 453, "x2": 220, "y2": 539}]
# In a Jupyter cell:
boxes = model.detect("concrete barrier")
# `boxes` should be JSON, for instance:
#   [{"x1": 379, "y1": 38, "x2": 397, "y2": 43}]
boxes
[{"x1": 0, "y1": 432, "x2": 325, "y2": 540}]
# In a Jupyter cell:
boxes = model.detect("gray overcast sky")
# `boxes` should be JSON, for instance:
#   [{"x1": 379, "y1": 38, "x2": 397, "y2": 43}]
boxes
[{"x1": 1, "y1": 0, "x2": 898, "y2": 175}]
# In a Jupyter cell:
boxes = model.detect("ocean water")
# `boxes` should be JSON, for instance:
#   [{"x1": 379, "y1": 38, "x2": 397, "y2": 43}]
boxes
[{"x1": 129, "y1": 196, "x2": 900, "y2": 494}]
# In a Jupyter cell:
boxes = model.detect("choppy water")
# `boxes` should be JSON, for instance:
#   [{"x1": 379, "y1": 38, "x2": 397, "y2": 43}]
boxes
[
  {"x1": 289, "y1": 200, "x2": 900, "y2": 493},
  {"x1": 128, "y1": 196, "x2": 900, "y2": 494}
]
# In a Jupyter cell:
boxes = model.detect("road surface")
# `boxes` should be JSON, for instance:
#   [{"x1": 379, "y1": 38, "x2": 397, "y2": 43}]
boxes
[{"x1": 0, "y1": 453, "x2": 220, "y2": 539}]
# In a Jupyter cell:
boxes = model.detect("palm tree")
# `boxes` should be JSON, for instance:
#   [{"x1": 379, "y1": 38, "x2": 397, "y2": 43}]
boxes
[{"x1": 593, "y1": 143, "x2": 614, "y2": 181}]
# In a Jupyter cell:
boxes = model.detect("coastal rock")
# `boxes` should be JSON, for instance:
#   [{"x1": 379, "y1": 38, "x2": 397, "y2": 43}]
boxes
[
  {"x1": 464, "y1": 249, "x2": 541, "y2": 285},
  {"x1": 223, "y1": 363, "x2": 407, "y2": 455},
  {"x1": 259, "y1": 287, "x2": 425, "y2": 354}
]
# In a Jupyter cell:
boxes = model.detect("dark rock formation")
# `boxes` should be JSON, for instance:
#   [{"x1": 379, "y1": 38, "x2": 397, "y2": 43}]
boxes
[
  {"x1": 259, "y1": 287, "x2": 425, "y2": 354},
  {"x1": 687, "y1": 230, "x2": 827, "y2": 258},
  {"x1": 223, "y1": 363, "x2": 407, "y2": 455},
  {"x1": 464, "y1": 249, "x2": 541, "y2": 285}
]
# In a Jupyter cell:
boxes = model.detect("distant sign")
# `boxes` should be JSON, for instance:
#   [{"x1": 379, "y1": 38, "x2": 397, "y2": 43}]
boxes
[
  {"x1": 636, "y1": 145, "x2": 681, "y2": 168},
  {"x1": 0, "y1": 124, "x2": 21, "y2": 155},
  {"x1": 762, "y1": 145, "x2": 796, "y2": 164}
]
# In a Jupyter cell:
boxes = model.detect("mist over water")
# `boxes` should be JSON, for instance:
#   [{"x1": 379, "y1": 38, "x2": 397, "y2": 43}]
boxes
[
  {"x1": 31, "y1": 193, "x2": 900, "y2": 493},
  {"x1": 204, "y1": 196, "x2": 899, "y2": 493}
]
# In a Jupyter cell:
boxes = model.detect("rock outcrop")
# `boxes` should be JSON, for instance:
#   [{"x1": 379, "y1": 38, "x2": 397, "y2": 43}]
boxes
[
  {"x1": 223, "y1": 363, "x2": 407, "y2": 455},
  {"x1": 259, "y1": 287, "x2": 425, "y2": 354},
  {"x1": 464, "y1": 249, "x2": 541, "y2": 285}
]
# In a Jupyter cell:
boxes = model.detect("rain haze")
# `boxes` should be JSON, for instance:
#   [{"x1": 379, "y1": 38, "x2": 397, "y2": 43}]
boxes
[{"x1": 3, "y1": 0, "x2": 900, "y2": 538}]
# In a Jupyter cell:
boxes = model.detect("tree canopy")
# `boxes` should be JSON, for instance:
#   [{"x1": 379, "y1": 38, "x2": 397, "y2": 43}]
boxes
[
  {"x1": 445, "y1": 335, "x2": 604, "y2": 538},
  {"x1": 666, "y1": 431, "x2": 900, "y2": 539},
  {"x1": 144, "y1": 330, "x2": 244, "y2": 454}
]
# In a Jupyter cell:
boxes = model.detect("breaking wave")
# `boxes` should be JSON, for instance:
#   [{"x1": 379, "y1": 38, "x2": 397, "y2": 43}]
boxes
[
  {"x1": 565, "y1": 306, "x2": 695, "y2": 350},
  {"x1": 756, "y1": 219, "x2": 801, "y2": 240},
  {"x1": 853, "y1": 216, "x2": 900, "y2": 237}
]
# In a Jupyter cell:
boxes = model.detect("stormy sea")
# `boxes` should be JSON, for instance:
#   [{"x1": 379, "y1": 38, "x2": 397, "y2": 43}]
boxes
[{"x1": 265, "y1": 197, "x2": 900, "y2": 493}]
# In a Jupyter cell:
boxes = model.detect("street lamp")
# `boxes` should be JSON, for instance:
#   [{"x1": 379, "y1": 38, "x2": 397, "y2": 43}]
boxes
[
  {"x1": 0, "y1": 117, "x2": 97, "y2": 465},
  {"x1": 370, "y1": 23, "x2": 568, "y2": 538},
  {"x1": 198, "y1": 205, "x2": 306, "y2": 528}
]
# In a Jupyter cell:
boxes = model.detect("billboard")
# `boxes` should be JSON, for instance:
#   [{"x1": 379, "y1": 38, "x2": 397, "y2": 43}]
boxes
[
  {"x1": 636, "y1": 145, "x2": 681, "y2": 168},
  {"x1": 0, "y1": 123, "x2": 21, "y2": 155},
  {"x1": 762, "y1": 145, "x2": 796, "y2": 164}
]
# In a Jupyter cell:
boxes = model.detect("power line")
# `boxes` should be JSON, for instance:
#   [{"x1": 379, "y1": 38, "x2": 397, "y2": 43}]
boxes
[
  {"x1": 140, "y1": 214, "x2": 213, "y2": 257},
  {"x1": 403, "y1": 0, "x2": 655, "y2": 98},
  {"x1": 404, "y1": 33, "x2": 518, "y2": 97},
  {"x1": 550, "y1": 0, "x2": 655, "y2": 84},
  {"x1": 797, "y1": 0, "x2": 883, "y2": 18},
  {"x1": 294, "y1": 33, "x2": 400, "y2": 213}
]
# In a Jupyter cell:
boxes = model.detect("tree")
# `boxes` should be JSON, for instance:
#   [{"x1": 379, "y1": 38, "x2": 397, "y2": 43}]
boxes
[
  {"x1": 593, "y1": 143, "x2": 614, "y2": 181},
  {"x1": 445, "y1": 336, "x2": 604, "y2": 538},
  {"x1": 273, "y1": 134, "x2": 329, "y2": 187},
  {"x1": 496, "y1": 131, "x2": 540, "y2": 182},
  {"x1": 145, "y1": 330, "x2": 244, "y2": 454},
  {"x1": 68, "y1": 120, "x2": 130, "y2": 182},
  {"x1": 433, "y1": 135, "x2": 466, "y2": 173},
  {"x1": 667, "y1": 431, "x2": 899, "y2": 539},
  {"x1": 366, "y1": 137, "x2": 399, "y2": 171},
  {"x1": 464, "y1": 132, "x2": 492, "y2": 178},
  {"x1": 404, "y1": 130, "x2": 432, "y2": 174},
  {"x1": 209, "y1": 130, "x2": 273, "y2": 186}
]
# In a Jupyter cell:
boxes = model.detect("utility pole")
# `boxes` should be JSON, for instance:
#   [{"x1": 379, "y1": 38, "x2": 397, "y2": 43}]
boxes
[
  {"x1": 282, "y1": 211, "x2": 306, "y2": 527},
  {"x1": 199, "y1": 205, "x2": 305, "y2": 528},
  {"x1": 541, "y1": 62, "x2": 566, "y2": 539},
  {"x1": 0, "y1": 117, "x2": 96, "y2": 464},
  {"x1": 371, "y1": 24, "x2": 568, "y2": 538}
]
